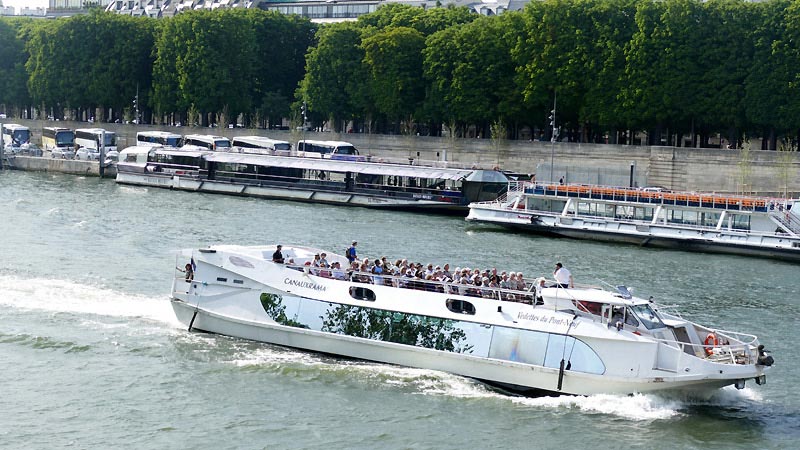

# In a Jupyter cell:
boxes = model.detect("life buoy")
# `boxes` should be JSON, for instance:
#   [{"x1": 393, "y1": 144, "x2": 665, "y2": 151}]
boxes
[{"x1": 704, "y1": 332, "x2": 719, "y2": 356}]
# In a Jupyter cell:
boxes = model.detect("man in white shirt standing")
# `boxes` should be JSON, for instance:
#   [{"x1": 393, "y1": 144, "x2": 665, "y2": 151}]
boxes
[{"x1": 553, "y1": 262, "x2": 573, "y2": 288}]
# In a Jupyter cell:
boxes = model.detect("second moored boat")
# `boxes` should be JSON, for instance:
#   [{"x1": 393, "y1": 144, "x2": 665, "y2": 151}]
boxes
[{"x1": 467, "y1": 181, "x2": 800, "y2": 262}]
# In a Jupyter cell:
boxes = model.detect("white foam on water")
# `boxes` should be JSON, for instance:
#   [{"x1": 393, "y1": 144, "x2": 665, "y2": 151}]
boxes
[
  {"x1": 509, "y1": 393, "x2": 682, "y2": 421},
  {"x1": 0, "y1": 274, "x2": 179, "y2": 327},
  {"x1": 118, "y1": 185, "x2": 149, "y2": 195},
  {"x1": 221, "y1": 340, "x2": 761, "y2": 421},
  {"x1": 230, "y1": 345, "x2": 327, "y2": 367}
]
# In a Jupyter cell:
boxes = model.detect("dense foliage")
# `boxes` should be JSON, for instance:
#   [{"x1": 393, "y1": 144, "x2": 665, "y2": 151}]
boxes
[{"x1": 3, "y1": 1, "x2": 800, "y2": 147}]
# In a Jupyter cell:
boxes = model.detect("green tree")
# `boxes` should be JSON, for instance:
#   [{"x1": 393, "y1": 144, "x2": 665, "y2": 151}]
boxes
[
  {"x1": 362, "y1": 26, "x2": 426, "y2": 127},
  {"x1": 0, "y1": 19, "x2": 31, "y2": 114},
  {"x1": 744, "y1": 0, "x2": 791, "y2": 149},
  {"x1": 300, "y1": 22, "x2": 369, "y2": 131},
  {"x1": 152, "y1": 10, "x2": 256, "y2": 126},
  {"x1": 248, "y1": 9, "x2": 316, "y2": 128}
]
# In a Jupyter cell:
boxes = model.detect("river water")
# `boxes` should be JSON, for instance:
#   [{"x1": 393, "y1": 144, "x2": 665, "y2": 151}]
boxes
[{"x1": 1, "y1": 170, "x2": 798, "y2": 449}]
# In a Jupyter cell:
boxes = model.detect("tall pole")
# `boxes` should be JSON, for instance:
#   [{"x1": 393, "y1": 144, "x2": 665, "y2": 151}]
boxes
[
  {"x1": 549, "y1": 91, "x2": 557, "y2": 183},
  {"x1": 302, "y1": 100, "x2": 307, "y2": 146},
  {"x1": 99, "y1": 130, "x2": 106, "y2": 178},
  {"x1": 0, "y1": 123, "x2": 4, "y2": 170},
  {"x1": 134, "y1": 83, "x2": 140, "y2": 125}
]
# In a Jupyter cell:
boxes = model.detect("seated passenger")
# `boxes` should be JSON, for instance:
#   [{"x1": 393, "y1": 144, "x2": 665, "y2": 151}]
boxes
[
  {"x1": 500, "y1": 272, "x2": 511, "y2": 290},
  {"x1": 331, "y1": 261, "x2": 346, "y2": 280},
  {"x1": 442, "y1": 264, "x2": 453, "y2": 281},
  {"x1": 516, "y1": 273, "x2": 527, "y2": 291},
  {"x1": 534, "y1": 277, "x2": 546, "y2": 305},
  {"x1": 508, "y1": 272, "x2": 517, "y2": 289},
  {"x1": 371, "y1": 259, "x2": 384, "y2": 285}
]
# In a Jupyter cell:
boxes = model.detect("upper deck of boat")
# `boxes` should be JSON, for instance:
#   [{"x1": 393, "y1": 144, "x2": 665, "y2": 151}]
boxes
[{"x1": 517, "y1": 181, "x2": 795, "y2": 213}]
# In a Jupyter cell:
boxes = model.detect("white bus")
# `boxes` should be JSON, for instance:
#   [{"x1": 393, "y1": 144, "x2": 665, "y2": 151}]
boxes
[
  {"x1": 136, "y1": 131, "x2": 182, "y2": 147},
  {"x1": 296, "y1": 140, "x2": 365, "y2": 161},
  {"x1": 75, "y1": 128, "x2": 117, "y2": 152},
  {"x1": 182, "y1": 134, "x2": 231, "y2": 151},
  {"x1": 1, "y1": 124, "x2": 31, "y2": 146},
  {"x1": 231, "y1": 136, "x2": 291, "y2": 155}
]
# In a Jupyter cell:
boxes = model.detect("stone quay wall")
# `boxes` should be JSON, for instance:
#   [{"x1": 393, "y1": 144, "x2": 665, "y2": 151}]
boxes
[{"x1": 4, "y1": 119, "x2": 799, "y2": 195}]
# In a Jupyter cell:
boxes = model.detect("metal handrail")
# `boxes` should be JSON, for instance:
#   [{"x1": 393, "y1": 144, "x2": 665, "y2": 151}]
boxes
[{"x1": 285, "y1": 263, "x2": 542, "y2": 304}]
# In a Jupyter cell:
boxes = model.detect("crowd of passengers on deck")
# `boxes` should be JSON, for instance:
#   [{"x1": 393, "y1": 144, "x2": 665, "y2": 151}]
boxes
[{"x1": 276, "y1": 248, "x2": 555, "y2": 304}]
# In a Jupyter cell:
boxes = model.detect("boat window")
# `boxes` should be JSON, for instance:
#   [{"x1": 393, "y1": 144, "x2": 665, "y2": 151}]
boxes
[
  {"x1": 349, "y1": 286, "x2": 376, "y2": 302},
  {"x1": 574, "y1": 300, "x2": 603, "y2": 315},
  {"x1": 701, "y1": 212, "x2": 721, "y2": 227},
  {"x1": 629, "y1": 304, "x2": 665, "y2": 330},
  {"x1": 732, "y1": 214, "x2": 751, "y2": 231},
  {"x1": 489, "y1": 326, "x2": 547, "y2": 365},
  {"x1": 543, "y1": 334, "x2": 605, "y2": 375},
  {"x1": 634, "y1": 207, "x2": 653, "y2": 221},
  {"x1": 216, "y1": 277, "x2": 228, "y2": 282},
  {"x1": 446, "y1": 299, "x2": 476, "y2": 315}
]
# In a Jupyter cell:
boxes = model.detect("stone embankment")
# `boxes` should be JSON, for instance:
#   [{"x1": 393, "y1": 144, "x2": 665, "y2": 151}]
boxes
[
  {"x1": 2, "y1": 119, "x2": 798, "y2": 195},
  {"x1": 4, "y1": 155, "x2": 116, "y2": 177}
]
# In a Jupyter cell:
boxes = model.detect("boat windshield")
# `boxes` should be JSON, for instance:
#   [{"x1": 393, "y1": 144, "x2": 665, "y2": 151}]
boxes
[{"x1": 630, "y1": 304, "x2": 665, "y2": 330}]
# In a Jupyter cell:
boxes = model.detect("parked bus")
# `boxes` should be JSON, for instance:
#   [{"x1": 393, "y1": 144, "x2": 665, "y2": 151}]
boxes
[
  {"x1": 75, "y1": 128, "x2": 117, "y2": 151},
  {"x1": 231, "y1": 136, "x2": 291, "y2": 155},
  {"x1": 41, "y1": 127, "x2": 74, "y2": 151},
  {"x1": 296, "y1": 140, "x2": 365, "y2": 161},
  {"x1": 1, "y1": 124, "x2": 31, "y2": 147},
  {"x1": 182, "y1": 134, "x2": 231, "y2": 151},
  {"x1": 136, "y1": 131, "x2": 182, "y2": 147}
]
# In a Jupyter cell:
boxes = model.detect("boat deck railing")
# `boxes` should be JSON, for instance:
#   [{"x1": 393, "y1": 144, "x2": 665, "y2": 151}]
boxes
[
  {"x1": 498, "y1": 181, "x2": 792, "y2": 213},
  {"x1": 653, "y1": 328, "x2": 758, "y2": 366},
  {"x1": 288, "y1": 264, "x2": 555, "y2": 305}
]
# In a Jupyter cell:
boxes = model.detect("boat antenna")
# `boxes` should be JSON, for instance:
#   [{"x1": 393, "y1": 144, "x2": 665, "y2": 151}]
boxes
[{"x1": 557, "y1": 314, "x2": 578, "y2": 391}]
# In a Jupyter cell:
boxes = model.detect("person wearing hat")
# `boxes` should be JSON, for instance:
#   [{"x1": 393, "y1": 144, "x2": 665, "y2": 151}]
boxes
[
  {"x1": 534, "y1": 277, "x2": 547, "y2": 305},
  {"x1": 346, "y1": 241, "x2": 358, "y2": 263},
  {"x1": 272, "y1": 245, "x2": 285, "y2": 264}
]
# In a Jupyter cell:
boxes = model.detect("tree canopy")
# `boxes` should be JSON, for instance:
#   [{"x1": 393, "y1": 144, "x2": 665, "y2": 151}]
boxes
[{"x1": 5, "y1": 2, "x2": 800, "y2": 147}]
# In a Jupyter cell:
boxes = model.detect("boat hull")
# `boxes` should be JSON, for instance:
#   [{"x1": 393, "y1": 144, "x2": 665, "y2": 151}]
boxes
[
  {"x1": 467, "y1": 206, "x2": 800, "y2": 262},
  {"x1": 171, "y1": 297, "x2": 755, "y2": 397},
  {"x1": 117, "y1": 172, "x2": 465, "y2": 214}
]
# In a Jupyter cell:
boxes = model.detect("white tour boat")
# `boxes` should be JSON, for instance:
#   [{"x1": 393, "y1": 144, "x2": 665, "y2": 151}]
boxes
[
  {"x1": 170, "y1": 244, "x2": 774, "y2": 396},
  {"x1": 467, "y1": 181, "x2": 800, "y2": 262},
  {"x1": 116, "y1": 146, "x2": 507, "y2": 213}
]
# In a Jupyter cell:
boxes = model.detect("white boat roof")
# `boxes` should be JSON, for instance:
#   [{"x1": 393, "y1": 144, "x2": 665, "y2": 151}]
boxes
[
  {"x1": 298, "y1": 140, "x2": 355, "y2": 147},
  {"x1": 203, "y1": 153, "x2": 504, "y2": 181}
]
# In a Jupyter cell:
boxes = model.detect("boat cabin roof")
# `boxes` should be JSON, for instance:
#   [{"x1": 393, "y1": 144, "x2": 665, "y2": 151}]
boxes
[
  {"x1": 545, "y1": 286, "x2": 649, "y2": 307},
  {"x1": 203, "y1": 152, "x2": 502, "y2": 181}
]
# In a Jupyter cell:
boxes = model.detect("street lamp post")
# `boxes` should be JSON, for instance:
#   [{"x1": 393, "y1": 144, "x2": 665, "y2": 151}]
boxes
[
  {"x1": 549, "y1": 92, "x2": 557, "y2": 183},
  {"x1": 301, "y1": 100, "x2": 307, "y2": 145}
]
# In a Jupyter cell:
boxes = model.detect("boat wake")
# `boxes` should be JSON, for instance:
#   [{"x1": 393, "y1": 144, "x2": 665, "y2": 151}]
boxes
[
  {"x1": 0, "y1": 273, "x2": 177, "y2": 326},
  {"x1": 224, "y1": 341, "x2": 763, "y2": 421}
]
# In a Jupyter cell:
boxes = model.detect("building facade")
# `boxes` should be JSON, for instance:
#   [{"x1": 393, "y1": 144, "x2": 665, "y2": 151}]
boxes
[
  {"x1": 0, "y1": 1, "x2": 14, "y2": 16},
  {"x1": 105, "y1": 0, "x2": 526, "y2": 20},
  {"x1": 51, "y1": 0, "x2": 113, "y2": 8}
]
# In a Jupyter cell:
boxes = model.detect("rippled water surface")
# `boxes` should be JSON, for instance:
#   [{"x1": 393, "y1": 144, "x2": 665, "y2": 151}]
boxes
[{"x1": 1, "y1": 171, "x2": 798, "y2": 449}]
